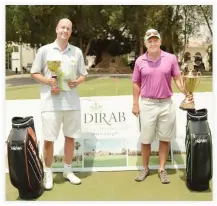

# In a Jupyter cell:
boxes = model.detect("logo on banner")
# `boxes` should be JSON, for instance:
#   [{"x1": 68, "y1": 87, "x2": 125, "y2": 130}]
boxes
[{"x1": 84, "y1": 100, "x2": 126, "y2": 126}]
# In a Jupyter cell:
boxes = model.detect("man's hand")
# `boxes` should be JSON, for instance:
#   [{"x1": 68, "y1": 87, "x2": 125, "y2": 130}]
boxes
[
  {"x1": 185, "y1": 92, "x2": 194, "y2": 103},
  {"x1": 48, "y1": 78, "x2": 58, "y2": 87},
  {"x1": 48, "y1": 77, "x2": 60, "y2": 95},
  {"x1": 68, "y1": 80, "x2": 77, "y2": 88},
  {"x1": 132, "y1": 103, "x2": 140, "y2": 117}
]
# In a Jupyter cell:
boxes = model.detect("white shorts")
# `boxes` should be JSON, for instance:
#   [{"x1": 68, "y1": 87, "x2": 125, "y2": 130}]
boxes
[
  {"x1": 139, "y1": 97, "x2": 176, "y2": 144},
  {"x1": 41, "y1": 110, "x2": 81, "y2": 141}
]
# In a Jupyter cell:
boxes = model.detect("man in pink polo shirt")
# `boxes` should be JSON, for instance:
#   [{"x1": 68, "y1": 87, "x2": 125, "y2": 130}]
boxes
[{"x1": 132, "y1": 29, "x2": 187, "y2": 184}]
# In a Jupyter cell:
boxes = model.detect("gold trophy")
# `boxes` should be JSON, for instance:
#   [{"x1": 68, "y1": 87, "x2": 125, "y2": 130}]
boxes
[
  {"x1": 47, "y1": 61, "x2": 61, "y2": 76},
  {"x1": 47, "y1": 61, "x2": 61, "y2": 94},
  {"x1": 179, "y1": 61, "x2": 202, "y2": 111}
]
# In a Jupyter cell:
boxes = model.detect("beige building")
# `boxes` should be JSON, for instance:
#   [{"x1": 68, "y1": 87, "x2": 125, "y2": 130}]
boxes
[
  {"x1": 181, "y1": 40, "x2": 210, "y2": 71},
  {"x1": 10, "y1": 43, "x2": 36, "y2": 72},
  {"x1": 181, "y1": 24, "x2": 212, "y2": 71}
]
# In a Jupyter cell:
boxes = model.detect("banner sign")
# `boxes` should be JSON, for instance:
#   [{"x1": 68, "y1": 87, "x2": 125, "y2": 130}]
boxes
[{"x1": 5, "y1": 92, "x2": 213, "y2": 172}]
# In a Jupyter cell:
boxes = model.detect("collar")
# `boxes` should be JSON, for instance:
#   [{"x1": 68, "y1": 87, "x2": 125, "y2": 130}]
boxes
[
  {"x1": 52, "y1": 41, "x2": 71, "y2": 52},
  {"x1": 142, "y1": 50, "x2": 165, "y2": 61}
]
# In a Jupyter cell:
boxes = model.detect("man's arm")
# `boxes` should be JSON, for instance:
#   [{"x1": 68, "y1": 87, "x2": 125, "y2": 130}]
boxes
[
  {"x1": 133, "y1": 82, "x2": 141, "y2": 106},
  {"x1": 75, "y1": 75, "x2": 86, "y2": 85},
  {"x1": 75, "y1": 50, "x2": 88, "y2": 85},
  {"x1": 132, "y1": 59, "x2": 141, "y2": 117},
  {"x1": 30, "y1": 48, "x2": 57, "y2": 88},
  {"x1": 31, "y1": 73, "x2": 56, "y2": 87},
  {"x1": 31, "y1": 73, "x2": 49, "y2": 85},
  {"x1": 173, "y1": 75, "x2": 187, "y2": 95},
  {"x1": 132, "y1": 82, "x2": 141, "y2": 117},
  {"x1": 171, "y1": 55, "x2": 187, "y2": 96},
  {"x1": 68, "y1": 50, "x2": 88, "y2": 88}
]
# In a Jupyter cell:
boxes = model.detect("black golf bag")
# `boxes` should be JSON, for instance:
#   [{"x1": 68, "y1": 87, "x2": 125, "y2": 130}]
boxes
[
  {"x1": 185, "y1": 109, "x2": 212, "y2": 191},
  {"x1": 7, "y1": 116, "x2": 44, "y2": 200}
]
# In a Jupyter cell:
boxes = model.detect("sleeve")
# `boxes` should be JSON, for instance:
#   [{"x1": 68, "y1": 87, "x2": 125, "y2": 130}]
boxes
[
  {"x1": 132, "y1": 60, "x2": 141, "y2": 83},
  {"x1": 30, "y1": 47, "x2": 45, "y2": 74},
  {"x1": 77, "y1": 50, "x2": 88, "y2": 76},
  {"x1": 171, "y1": 55, "x2": 181, "y2": 77}
]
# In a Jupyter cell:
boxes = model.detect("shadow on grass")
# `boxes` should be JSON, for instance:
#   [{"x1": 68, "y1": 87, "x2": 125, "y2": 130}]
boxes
[
  {"x1": 53, "y1": 171, "x2": 93, "y2": 185},
  {"x1": 16, "y1": 196, "x2": 38, "y2": 201},
  {"x1": 178, "y1": 169, "x2": 212, "y2": 193},
  {"x1": 15, "y1": 189, "x2": 45, "y2": 201}
]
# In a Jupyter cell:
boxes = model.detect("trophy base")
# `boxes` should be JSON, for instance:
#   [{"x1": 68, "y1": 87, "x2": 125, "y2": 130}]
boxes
[{"x1": 179, "y1": 102, "x2": 195, "y2": 111}]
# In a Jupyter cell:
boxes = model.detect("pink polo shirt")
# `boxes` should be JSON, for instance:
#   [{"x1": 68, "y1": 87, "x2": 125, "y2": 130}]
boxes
[{"x1": 132, "y1": 50, "x2": 180, "y2": 99}]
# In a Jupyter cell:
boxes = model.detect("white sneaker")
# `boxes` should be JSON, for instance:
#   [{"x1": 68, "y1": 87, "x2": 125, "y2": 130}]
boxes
[
  {"x1": 63, "y1": 171, "x2": 81, "y2": 185},
  {"x1": 43, "y1": 171, "x2": 53, "y2": 190}
]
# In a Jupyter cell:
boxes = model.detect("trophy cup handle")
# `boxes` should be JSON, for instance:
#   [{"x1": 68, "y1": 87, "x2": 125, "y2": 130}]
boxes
[{"x1": 180, "y1": 71, "x2": 186, "y2": 93}]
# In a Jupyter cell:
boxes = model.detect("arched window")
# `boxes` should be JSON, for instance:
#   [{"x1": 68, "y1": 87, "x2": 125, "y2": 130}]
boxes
[
  {"x1": 194, "y1": 52, "x2": 205, "y2": 71},
  {"x1": 194, "y1": 52, "x2": 202, "y2": 62},
  {"x1": 184, "y1": 52, "x2": 191, "y2": 62}
]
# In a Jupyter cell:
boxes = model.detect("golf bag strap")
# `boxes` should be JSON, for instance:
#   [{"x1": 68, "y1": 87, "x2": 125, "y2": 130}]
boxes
[
  {"x1": 187, "y1": 109, "x2": 208, "y2": 121},
  {"x1": 12, "y1": 116, "x2": 34, "y2": 129}
]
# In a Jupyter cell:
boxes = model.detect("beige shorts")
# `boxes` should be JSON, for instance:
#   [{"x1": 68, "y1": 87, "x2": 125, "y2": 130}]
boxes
[
  {"x1": 139, "y1": 97, "x2": 176, "y2": 144},
  {"x1": 41, "y1": 110, "x2": 81, "y2": 141}
]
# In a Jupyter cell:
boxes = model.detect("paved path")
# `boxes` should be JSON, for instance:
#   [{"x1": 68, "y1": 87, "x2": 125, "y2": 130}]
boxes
[
  {"x1": 6, "y1": 74, "x2": 39, "y2": 87},
  {"x1": 6, "y1": 74, "x2": 212, "y2": 88}
]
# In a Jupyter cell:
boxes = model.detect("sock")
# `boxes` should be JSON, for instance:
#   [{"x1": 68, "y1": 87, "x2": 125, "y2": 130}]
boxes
[
  {"x1": 64, "y1": 164, "x2": 71, "y2": 171},
  {"x1": 45, "y1": 167, "x2": 52, "y2": 173}
]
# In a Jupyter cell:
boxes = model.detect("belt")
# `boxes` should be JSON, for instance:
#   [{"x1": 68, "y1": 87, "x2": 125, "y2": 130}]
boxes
[{"x1": 141, "y1": 97, "x2": 171, "y2": 103}]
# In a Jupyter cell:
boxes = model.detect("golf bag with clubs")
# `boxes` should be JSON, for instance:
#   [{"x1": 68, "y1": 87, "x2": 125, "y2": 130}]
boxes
[
  {"x1": 185, "y1": 109, "x2": 212, "y2": 191},
  {"x1": 7, "y1": 116, "x2": 44, "y2": 200}
]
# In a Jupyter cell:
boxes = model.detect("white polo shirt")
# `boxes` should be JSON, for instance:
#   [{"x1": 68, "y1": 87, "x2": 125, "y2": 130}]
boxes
[{"x1": 31, "y1": 41, "x2": 88, "y2": 112}]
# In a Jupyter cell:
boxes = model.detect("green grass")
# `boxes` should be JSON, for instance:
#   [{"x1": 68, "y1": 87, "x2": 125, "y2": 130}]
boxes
[
  {"x1": 6, "y1": 170, "x2": 212, "y2": 201},
  {"x1": 6, "y1": 85, "x2": 41, "y2": 100},
  {"x1": 6, "y1": 77, "x2": 212, "y2": 100},
  {"x1": 84, "y1": 155, "x2": 127, "y2": 167}
]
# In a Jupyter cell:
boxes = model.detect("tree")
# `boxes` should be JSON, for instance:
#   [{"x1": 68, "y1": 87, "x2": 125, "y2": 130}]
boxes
[
  {"x1": 198, "y1": 5, "x2": 212, "y2": 36},
  {"x1": 207, "y1": 45, "x2": 212, "y2": 71},
  {"x1": 178, "y1": 5, "x2": 205, "y2": 63},
  {"x1": 5, "y1": 46, "x2": 13, "y2": 70},
  {"x1": 6, "y1": 5, "x2": 212, "y2": 72},
  {"x1": 6, "y1": 5, "x2": 65, "y2": 47}
]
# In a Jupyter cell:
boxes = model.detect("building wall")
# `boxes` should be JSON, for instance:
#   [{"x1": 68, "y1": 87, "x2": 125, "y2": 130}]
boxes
[
  {"x1": 183, "y1": 46, "x2": 210, "y2": 71},
  {"x1": 11, "y1": 43, "x2": 36, "y2": 72}
]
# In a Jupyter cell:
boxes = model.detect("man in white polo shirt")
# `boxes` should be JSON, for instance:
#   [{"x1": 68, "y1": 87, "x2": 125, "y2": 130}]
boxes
[{"x1": 31, "y1": 18, "x2": 88, "y2": 190}]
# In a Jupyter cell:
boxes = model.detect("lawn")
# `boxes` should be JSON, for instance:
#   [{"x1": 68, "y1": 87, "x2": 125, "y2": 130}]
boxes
[
  {"x1": 6, "y1": 170, "x2": 212, "y2": 201},
  {"x1": 6, "y1": 76, "x2": 212, "y2": 100}
]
